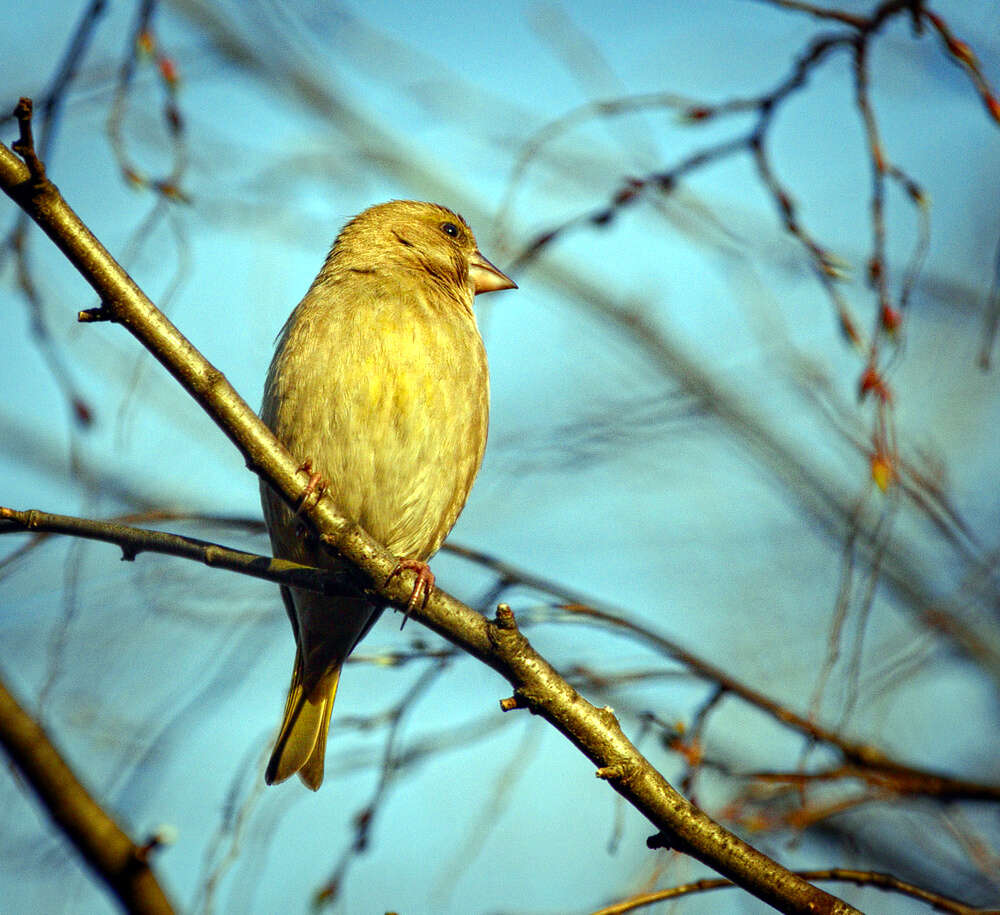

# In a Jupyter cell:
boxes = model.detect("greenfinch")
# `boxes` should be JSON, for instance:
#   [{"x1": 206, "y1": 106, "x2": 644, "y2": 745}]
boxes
[{"x1": 260, "y1": 200, "x2": 516, "y2": 789}]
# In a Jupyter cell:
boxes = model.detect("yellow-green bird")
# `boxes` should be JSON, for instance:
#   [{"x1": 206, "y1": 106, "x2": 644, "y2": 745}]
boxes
[{"x1": 260, "y1": 200, "x2": 516, "y2": 789}]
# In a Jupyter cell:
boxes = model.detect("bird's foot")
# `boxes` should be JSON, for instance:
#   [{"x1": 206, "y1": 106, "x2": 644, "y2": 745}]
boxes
[
  {"x1": 385, "y1": 559, "x2": 435, "y2": 629},
  {"x1": 292, "y1": 458, "x2": 328, "y2": 516}
]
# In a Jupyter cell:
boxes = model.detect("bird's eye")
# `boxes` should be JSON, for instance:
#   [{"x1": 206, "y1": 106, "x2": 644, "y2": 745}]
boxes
[{"x1": 440, "y1": 222, "x2": 460, "y2": 238}]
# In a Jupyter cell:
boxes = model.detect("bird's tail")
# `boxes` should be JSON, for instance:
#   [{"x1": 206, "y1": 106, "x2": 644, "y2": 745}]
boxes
[{"x1": 265, "y1": 645, "x2": 341, "y2": 791}]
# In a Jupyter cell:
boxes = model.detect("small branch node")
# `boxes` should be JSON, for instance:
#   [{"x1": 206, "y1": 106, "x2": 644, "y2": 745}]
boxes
[
  {"x1": 597, "y1": 705, "x2": 620, "y2": 729},
  {"x1": 78, "y1": 305, "x2": 114, "y2": 323},
  {"x1": 645, "y1": 829, "x2": 694, "y2": 855},
  {"x1": 595, "y1": 764, "x2": 626, "y2": 781},
  {"x1": 133, "y1": 824, "x2": 176, "y2": 863},
  {"x1": 493, "y1": 603, "x2": 518, "y2": 630},
  {"x1": 11, "y1": 97, "x2": 47, "y2": 183},
  {"x1": 499, "y1": 694, "x2": 527, "y2": 712},
  {"x1": 646, "y1": 831, "x2": 674, "y2": 851}
]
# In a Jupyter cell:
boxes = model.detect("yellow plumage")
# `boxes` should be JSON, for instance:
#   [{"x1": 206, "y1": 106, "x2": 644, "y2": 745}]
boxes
[{"x1": 260, "y1": 201, "x2": 515, "y2": 789}]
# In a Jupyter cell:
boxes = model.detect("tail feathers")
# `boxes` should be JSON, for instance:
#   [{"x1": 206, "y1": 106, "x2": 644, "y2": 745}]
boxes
[{"x1": 265, "y1": 650, "x2": 341, "y2": 790}]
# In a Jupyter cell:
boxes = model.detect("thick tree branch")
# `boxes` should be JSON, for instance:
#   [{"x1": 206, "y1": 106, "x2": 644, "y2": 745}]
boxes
[
  {"x1": 6, "y1": 506, "x2": 998, "y2": 808},
  {"x1": 0, "y1": 671, "x2": 174, "y2": 914},
  {"x1": 0, "y1": 105, "x2": 857, "y2": 914}
]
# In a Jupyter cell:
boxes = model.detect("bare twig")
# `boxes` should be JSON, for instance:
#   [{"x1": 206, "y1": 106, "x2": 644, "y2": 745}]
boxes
[
  {"x1": 979, "y1": 235, "x2": 1000, "y2": 369},
  {"x1": 0, "y1": 506, "x2": 352, "y2": 595},
  {"x1": 589, "y1": 866, "x2": 994, "y2": 915},
  {"x1": 106, "y1": 0, "x2": 189, "y2": 200},
  {"x1": 750, "y1": 0, "x2": 867, "y2": 28},
  {"x1": 1, "y1": 0, "x2": 110, "y2": 426}
]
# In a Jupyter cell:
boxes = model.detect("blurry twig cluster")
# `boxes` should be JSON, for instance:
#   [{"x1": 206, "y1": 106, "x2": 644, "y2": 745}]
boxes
[
  {"x1": 502, "y1": 0, "x2": 999, "y2": 494},
  {"x1": 0, "y1": 0, "x2": 190, "y2": 442},
  {"x1": 498, "y1": 8, "x2": 1000, "y2": 870},
  {"x1": 106, "y1": 0, "x2": 187, "y2": 199},
  {"x1": 0, "y1": 1, "x2": 108, "y2": 430}
]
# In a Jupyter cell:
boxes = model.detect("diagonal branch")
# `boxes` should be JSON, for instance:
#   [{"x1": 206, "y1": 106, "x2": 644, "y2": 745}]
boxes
[
  {"x1": 5, "y1": 505, "x2": 999, "y2": 806},
  {"x1": 0, "y1": 102, "x2": 856, "y2": 914},
  {"x1": 0, "y1": 670, "x2": 175, "y2": 915}
]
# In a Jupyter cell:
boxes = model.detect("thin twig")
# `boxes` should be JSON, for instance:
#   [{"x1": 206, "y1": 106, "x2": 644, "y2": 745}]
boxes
[{"x1": 589, "y1": 866, "x2": 993, "y2": 915}]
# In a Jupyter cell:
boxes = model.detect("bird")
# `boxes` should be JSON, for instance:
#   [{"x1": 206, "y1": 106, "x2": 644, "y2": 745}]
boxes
[{"x1": 260, "y1": 200, "x2": 516, "y2": 789}]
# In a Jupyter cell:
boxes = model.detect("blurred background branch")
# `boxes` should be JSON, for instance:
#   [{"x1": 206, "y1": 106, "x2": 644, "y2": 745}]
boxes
[{"x1": 0, "y1": 670, "x2": 174, "y2": 914}]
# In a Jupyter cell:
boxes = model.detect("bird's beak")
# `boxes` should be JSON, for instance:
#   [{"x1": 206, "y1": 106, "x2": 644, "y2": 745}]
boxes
[{"x1": 470, "y1": 250, "x2": 517, "y2": 295}]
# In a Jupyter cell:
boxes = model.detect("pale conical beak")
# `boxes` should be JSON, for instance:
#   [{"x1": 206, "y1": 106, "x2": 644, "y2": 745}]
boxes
[{"x1": 470, "y1": 250, "x2": 517, "y2": 295}]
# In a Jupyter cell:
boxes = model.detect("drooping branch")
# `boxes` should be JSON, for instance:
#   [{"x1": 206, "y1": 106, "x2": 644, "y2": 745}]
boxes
[{"x1": 0, "y1": 102, "x2": 856, "y2": 914}]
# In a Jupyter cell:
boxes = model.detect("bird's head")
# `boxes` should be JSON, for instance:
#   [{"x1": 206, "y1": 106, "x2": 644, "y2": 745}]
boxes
[{"x1": 331, "y1": 200, "x2": 516, "y2": 302}]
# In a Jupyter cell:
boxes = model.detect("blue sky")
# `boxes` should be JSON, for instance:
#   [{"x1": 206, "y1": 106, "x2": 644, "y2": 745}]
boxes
[{"x1": 2, "y1": 1, "x2": 1000, "y2": 912}]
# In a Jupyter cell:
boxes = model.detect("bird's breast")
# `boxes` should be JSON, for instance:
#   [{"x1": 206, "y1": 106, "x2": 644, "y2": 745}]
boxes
[{"x1": 264, "y1": 286, "x2": 489, "y2": 562}]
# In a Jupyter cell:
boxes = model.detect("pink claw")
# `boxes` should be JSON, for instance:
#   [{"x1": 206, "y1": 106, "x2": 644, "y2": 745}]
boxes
[
  {"x1": 386, "y1": 559, "x2": 435, "y2": 629},
  {"x1": 292, "y1": 458, "x2": 328, "y2": 517}
]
